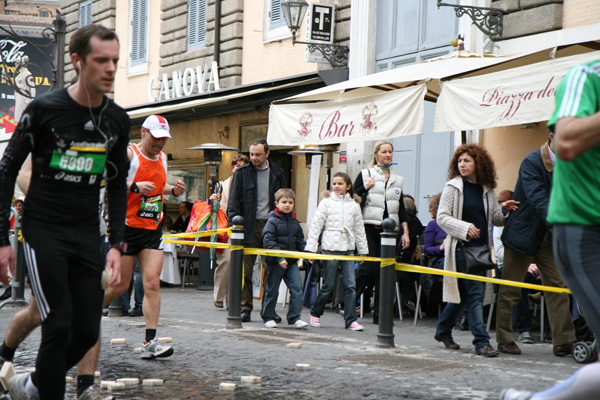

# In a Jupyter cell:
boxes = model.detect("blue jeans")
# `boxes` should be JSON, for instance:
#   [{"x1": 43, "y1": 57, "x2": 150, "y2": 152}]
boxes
[
  {"x1": 311, "y1": 251, "x2": 357, "y2": 328},
  {"x1": 436, "y1": 247, "x2": 490, "y2": 349},
  {"x1": 261, "y1": 262, "x2": 303, "y2": 324}
]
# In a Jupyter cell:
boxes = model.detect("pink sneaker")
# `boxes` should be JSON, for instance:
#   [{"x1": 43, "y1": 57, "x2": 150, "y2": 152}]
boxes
[
  {"x1": 310, "y1": 315, "x2": 321, "y2": 327},
  {"x1": 347, "y1": 321, "x2": 364, "y2": 331}
]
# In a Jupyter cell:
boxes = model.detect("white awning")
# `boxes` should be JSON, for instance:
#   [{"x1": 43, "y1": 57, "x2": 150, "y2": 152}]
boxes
[
  {"x1": 268, "y1": 84, "x2": 427, "y2": 146},
  {"x1": 434, "y1": 50, "x2": 600, "y2": 132}
]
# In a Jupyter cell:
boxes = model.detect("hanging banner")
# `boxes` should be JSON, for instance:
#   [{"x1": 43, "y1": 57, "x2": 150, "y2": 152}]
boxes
[
  {"x1": 434, "y1": 51, "x2": 600, "y2": 132},
  {"x1": 268, "y1": 84, "x2": 426, "y2": 146}
]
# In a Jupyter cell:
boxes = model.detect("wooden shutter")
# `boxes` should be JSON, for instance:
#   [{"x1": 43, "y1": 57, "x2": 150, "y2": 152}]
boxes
[
  {"x1": 188, "y1": 0, "x2": 207, "y2": 50},
  {"x1": 131, "y1": 0, "x2": 148, "y2": 65}
]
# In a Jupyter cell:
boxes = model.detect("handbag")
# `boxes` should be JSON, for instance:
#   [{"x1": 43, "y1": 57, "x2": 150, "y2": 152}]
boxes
[
  {"x1": 463, "y1": 245, "x2": 495, "y2": 273},
  {"x1": 462, "y1": 192, "x2": 495, "y2": 273}
]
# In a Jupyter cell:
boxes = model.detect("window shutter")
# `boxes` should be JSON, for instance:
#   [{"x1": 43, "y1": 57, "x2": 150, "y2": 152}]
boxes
[
  {"x1": 270, "y1": 0, "x2": 285, "y2": 29},
  {"x1": 131, "y1": 0, "x2": 148, "y2": 65},
  {"x1": 188, "y1": 0, "x2": 206, "y2": 50},
  {"x1": 79, "y1": 1, "x2": 92, "y2": 27}
]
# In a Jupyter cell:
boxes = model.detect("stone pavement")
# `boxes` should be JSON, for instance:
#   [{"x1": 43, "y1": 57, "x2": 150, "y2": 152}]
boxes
[{"x1": 0, "y1": 287, "x2": 582, "y2": 399}]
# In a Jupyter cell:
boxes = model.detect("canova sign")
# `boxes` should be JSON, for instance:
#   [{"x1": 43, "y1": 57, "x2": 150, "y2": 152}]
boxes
[{"x1": 148, "y1": 61, "x2": 220, "y2": 102}]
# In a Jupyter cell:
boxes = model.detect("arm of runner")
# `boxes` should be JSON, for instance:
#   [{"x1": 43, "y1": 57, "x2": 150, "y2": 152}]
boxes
[
  {"x1": 130, "y1": 181, "x2": 156, "y2": 195},
  {"x1": 554, "y1": 113, "x2": 600, "y2": 161},
  {"x1": 104, "y1": 247, "x2": 121, "y2": 287},
  {"x1": 0, "y1": 246, "x2": 15, "y2": 286}
]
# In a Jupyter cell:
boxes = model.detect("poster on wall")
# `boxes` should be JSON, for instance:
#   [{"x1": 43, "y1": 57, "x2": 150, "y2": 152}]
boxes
[{"x1": 0, "y1": 35, "x2": 55, "y2": 137}]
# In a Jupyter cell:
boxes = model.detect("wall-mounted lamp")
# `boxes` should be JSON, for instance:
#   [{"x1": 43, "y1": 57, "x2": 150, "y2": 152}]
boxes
[
  {"x1": 280, "y1": 0, "x2": 349, "y2": 68},
  {"x1": 217, "y1": 126, "x2": 229, "y2": 139},
  {"x1": 437, "y1": 0, "x2": 504, "y2": 38},
  {"x1": 188, "y1": 143, "x2": 240, "y2": 194}
]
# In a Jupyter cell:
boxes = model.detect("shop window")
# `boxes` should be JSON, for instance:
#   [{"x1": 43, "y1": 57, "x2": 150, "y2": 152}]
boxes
[
  {"x1": 167, "y1": 161, "x2": 206, "y2": 204},
  {"x1": 79, "y1": 0, "x2": 92, "y2": 27},
  {"x1": 188, "y1": 0, "x2": 207, "y2": 51},
  {"x1": 131, "y1": 0, "x2": 148, "y2": 67}
]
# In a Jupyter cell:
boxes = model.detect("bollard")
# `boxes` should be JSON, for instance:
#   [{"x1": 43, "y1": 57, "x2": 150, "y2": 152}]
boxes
[
  {"x1": 377, "y1": 218, "x2": 397, "y2": 348},
  {"x1": 107, "y1": 297, "x2": 123, "y2": 317},
  {"x1": 227, "y1": 216, "x2": 244, "y2": 329}
]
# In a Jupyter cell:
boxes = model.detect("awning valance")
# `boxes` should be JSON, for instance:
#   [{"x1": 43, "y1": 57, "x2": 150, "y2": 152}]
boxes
[
  {"x1": 268, "y1": 84, "x2": 426, "y2": 146},
  {"x1": 434, "y1": 51, "x2": 600, "y2": 132}
]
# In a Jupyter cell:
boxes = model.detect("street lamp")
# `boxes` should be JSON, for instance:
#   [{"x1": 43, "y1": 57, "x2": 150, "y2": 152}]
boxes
[
  {"x1": 280, "y1": 0, "x2": 349, "y2": 68},
  {"x1": 187, "y1": 143, "x2": 239, "y2": 195}
]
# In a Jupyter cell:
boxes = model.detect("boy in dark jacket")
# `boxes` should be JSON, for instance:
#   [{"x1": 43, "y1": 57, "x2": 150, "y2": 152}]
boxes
[{"x1": 261, "y1": 189, "x2": 308, "y2": 328}]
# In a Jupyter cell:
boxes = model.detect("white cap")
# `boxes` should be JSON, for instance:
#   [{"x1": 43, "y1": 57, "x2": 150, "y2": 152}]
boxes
[{"x1": 142, "y1": 115, "x2": 171, "y2": 139}]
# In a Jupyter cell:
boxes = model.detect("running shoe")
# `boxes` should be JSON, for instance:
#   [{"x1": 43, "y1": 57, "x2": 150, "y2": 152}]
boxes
[
  {"x1": 290, "y1": 320, "x2": 308, "y2": 329},
  {"x1": 499, "y1": 388, "x2": 534, "y2": 400},
  {"x1": 264, "y1": 320, "x2": 278, "y2": 328},
  {"x1": 77, "y1": 385, "x2": 115, "y2": 400},
  {"x1": 310, "y1": 316, "x2": 321, "y2": 327},
  {"x1": 347, "y1": 321, "x2": 364, "y2": 331},
  {"x1": 7, "y1": 373, "x2": 39, "y2": 400},
  {"x1": 141, "y1": 338, "x2": 174, "y2": 359}
]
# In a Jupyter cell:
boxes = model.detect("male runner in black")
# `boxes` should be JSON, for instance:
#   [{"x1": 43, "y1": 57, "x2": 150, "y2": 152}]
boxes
[{"x1": 0, "y1": 24, "x2": 129, "y2": 399}]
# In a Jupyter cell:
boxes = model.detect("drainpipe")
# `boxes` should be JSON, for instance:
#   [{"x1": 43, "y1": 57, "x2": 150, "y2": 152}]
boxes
[{"x1": 214, "y1": 0, "x2": 221, "y2": 66}]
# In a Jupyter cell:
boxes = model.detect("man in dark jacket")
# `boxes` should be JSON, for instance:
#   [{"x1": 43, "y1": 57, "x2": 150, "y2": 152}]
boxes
[
  {"x1": 228, "y1": 139, "x2": 286, "y2": 322},
  {"x1": 496, "y1": 132, "x2": 576, "y2": 356}
]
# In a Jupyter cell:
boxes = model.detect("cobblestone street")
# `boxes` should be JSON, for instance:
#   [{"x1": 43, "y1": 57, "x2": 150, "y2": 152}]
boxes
[{"x1": 0, "y1": 287, "x2": 581, "y2": 399}]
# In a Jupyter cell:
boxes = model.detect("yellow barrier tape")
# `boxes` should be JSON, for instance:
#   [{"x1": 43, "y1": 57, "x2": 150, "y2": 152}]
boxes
[
  {"x1": 242, "y1": 248, "x2": 380, "y2": 263},
  {"x1": 395, "y1": 262, "x2": 571, "y2": 294},
  {"x1": 163, "y1": 229, "x2": 230, "y2": 239},
  {"x1": 163, "y1": 239, "x2": 231, "y2": 249},
  {"x1": 162, "y1": 240, "x2": 571, "y2": 295}
]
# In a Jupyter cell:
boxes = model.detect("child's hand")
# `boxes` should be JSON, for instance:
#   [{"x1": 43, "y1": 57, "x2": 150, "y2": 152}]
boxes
[
  {"x1": 359, "y1": 255, "x2": 366, "y2": 264},
  {"x1": 279, "y1": 259, "x2": 288, "y2": 269}
]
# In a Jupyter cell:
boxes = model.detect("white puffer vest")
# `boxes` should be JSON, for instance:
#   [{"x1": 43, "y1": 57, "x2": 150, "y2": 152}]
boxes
[{"x1": 361, "y1": 166, "x2": 404, "y2": 227}]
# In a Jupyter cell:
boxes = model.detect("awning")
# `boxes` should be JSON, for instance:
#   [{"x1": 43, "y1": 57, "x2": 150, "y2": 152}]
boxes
[
  {"x1": 434, "y1": 50, "x2": 600, "y2": 132},
  {"x1": 268, "y1": 84, "x2": 427, "y2": 146},
  {"x1": 267, "y1": 52, "x2": 527, "y2": 145},
  {"x1": 268, "y1": 37, "x2": 600, "y2": 145},
  {"x1": 124, "y1": 73, "x2": 325, "y2": 127}
]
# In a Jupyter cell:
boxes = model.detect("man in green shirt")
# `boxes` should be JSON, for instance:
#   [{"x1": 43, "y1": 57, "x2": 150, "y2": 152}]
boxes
[{"x1": 500, "y1": 60, "x2": 600, "y2": 400}]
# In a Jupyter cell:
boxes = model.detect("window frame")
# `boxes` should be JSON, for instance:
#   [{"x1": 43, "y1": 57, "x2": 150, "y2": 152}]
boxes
[
  {"x1": 129, "y1": 0, "x2": 149, "y2": 73},
  {"x1": 262, "y1": 0, "x2": 291, "y2": 43}
]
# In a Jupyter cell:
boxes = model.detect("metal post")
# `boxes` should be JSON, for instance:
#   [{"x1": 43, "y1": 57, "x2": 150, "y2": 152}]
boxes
[
  {"x1": 53, "y1": 11, "x2": 66, "y2": 90},
  {"x1": 107, "y1": 297, "x2": 123, "y2": 317},
  {"x1": 227, "y1": 216, "x2": 244, "y2": 329},
  {"x1": 0, "y1": 208, "x2": 28, "y2": 309},
  {"x1": 377, "y1": 218, "x2": 397, "y2": 348}
]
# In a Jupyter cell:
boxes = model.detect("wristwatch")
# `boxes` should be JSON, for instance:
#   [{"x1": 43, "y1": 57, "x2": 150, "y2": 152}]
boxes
[{"x1": 110, "y1": 242, "x2": 127, "y2": 255}]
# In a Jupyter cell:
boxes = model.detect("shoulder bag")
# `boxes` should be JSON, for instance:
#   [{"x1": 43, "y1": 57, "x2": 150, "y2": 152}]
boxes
[{"x1": 463, "y1": 192, "x2": 496, "y2": 274}]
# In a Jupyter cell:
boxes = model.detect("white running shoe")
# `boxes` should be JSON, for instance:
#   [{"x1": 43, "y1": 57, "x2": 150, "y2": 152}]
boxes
[
  {"x1": 77, "y1": 385, "x2": 115, "y2": 400},
  {"x1": 310, "y1": 315, "x2": 321, "y2": 327},
  {"x1": 264, "y1": 320, "x2": 278, "y2": 328},
  {"x1": 7, "y1": 373, "x2": 39, "y2": 400},
  {"x1": 141, "y1": 338, "x2": 174, "y2": 359},
  {"x1": 291, "y1": 320, "x2": 308, "y2": 329}
]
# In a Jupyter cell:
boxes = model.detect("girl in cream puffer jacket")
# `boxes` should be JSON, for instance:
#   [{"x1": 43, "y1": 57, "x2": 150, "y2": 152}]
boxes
[
  {"x1": 305, "y1": 190, "x2": 368, "y2": 254},
  {"x1": 306, "y1": 172, "x2": 369, "y2": 330}
]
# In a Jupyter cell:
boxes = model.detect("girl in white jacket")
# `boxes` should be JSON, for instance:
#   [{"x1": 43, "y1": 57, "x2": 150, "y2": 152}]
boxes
[{"x1": 306, "y1": 172, "x2": 369, "y2": 331}]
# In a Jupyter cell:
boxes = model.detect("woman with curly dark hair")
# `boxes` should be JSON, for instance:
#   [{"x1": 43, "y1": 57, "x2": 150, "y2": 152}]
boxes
[{"x1": 433, "y1": 144, "x2": 518, "y2": 357}]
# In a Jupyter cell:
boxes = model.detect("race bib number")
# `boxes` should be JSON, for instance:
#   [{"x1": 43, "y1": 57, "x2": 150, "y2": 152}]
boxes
[
  {"x1": 50, "y1": 149, "x2": 106, "y2": 174},
  {"x1": 138, "y1": 194, "x2": 163, "y2": 220}
]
